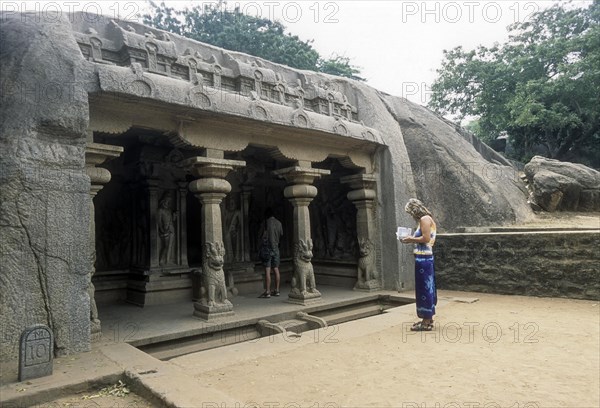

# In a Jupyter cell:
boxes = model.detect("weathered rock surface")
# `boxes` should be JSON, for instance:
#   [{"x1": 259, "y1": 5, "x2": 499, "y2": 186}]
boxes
[
  {"x1": 0, "y1": 13, "x2": 91, "y2": 361},
  {"x1": 524, "y1": 156, "x2": 600, "y2": 212},
  {"x1": 381, "y1": 96, "x2": 532, "y2": 229}
]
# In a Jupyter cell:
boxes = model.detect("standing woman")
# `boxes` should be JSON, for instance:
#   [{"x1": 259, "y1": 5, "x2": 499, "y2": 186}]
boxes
[{"x1": 402, "y1": 198, "x2": 437, "y2": 331}]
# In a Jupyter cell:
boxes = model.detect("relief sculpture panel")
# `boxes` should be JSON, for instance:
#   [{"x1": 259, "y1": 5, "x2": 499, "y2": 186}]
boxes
[
  {"x1": 222, "y1": 194, "x2": 242, "y2": 263},
  {"x1": 158, "y1": 193, "x2": 179, "y2": 266},
  {"x1": 310, "y1": 181, "x2": 357, "y2": 261}
]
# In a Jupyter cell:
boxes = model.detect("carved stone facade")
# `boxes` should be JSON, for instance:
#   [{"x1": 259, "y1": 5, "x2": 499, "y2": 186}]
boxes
[
  {"x1": 78, "y1": 32, "x2": 384, "y2": 311},
  {"x1": 87, "y1": 138, "x2": 378, "y2": 315}
]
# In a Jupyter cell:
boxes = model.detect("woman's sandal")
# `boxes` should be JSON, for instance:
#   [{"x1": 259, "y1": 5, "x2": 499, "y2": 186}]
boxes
[
  {"x1": 410, "y1": 322, "x2": 434, "y2": 331},
  {"x1": 411, "y1": 320, "x2": 434, "y2": 329},
  {"x1": 258, "y1": 292, "x2": 271, "y2": 298}
]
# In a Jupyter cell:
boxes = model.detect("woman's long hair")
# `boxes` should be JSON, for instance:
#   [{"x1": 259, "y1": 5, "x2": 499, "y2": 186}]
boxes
[{"x1": 404, "y1": 198, "x2": 433, "y2": 220}]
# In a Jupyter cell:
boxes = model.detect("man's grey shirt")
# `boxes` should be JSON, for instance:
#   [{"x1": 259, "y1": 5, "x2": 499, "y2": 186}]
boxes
[{"x1": 266, "y1": 216, "x2": 283, "y2": 247}]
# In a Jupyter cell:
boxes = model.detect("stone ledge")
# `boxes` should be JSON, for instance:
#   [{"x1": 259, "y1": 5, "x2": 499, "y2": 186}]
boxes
[{"x1": 435, "y1": 231, "x2": 600, "y2": 300}]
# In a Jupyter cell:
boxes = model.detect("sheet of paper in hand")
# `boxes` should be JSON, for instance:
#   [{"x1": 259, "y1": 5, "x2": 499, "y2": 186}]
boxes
[{"x1": 396, "y1": 227, "x2": 412, "y2": 240}]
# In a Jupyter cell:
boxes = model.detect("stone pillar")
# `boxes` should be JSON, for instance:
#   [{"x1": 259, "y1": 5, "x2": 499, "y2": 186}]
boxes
[
  {"x1": 341, "y1": 174, "x2": 381, "y2": 291},
  {"x1": 84, "y1": 143, "x2": 123, "y2": 339},
  {"x1": 183, "y1": 155, "x2": 245, "y2": 320},
  {"x1": 274, "y1": 165, "x2": 330, "y2": 305}
]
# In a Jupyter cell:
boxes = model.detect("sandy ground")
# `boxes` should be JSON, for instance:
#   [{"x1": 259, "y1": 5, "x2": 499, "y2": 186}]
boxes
[
  {"x1": 523, "y1": 212, "x2": 600, "y2": 229},
  {"x1": 171, "y1": 291, "x2": 599, "y2": 408}
]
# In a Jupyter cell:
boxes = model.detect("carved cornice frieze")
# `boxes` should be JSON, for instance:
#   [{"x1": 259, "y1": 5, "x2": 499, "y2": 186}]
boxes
[{"x1": 71, "y1": 15, "x2": 384, "y2": 143}]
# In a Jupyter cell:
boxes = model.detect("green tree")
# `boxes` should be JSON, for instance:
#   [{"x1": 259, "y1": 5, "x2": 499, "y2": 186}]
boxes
[
  {"x1": 317, "y1": 54, "x2": 364, "y2": 82},
  {"x1": 142, "y1": 1, "x2": 364, "y2": 80},
  {"x1": 429, "y1": 1, "x2": 600, "y2": 166}
]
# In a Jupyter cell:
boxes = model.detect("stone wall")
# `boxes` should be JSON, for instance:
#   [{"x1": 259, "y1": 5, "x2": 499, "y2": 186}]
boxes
[{"x1": 435, "y1": 231, "x2": 600, "y2": 300}]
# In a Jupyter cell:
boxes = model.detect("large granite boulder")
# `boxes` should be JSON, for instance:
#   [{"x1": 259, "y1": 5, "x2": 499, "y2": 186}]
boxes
[
  {"x1": 380, "y1": 96, "x2": 533, "y2": 230},
  {"x1": 0, "y1": 13, "x2": 91, "y2": 361},
  {"x1": 524, "y1": 156, "x2": 600, "y2": 212}
]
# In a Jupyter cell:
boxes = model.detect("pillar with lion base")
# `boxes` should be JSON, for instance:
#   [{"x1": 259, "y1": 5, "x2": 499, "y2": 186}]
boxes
[
  {"x1": 341, "y1": 173, "x2": 381, "y2": 291},
  {"x1": 183, "y1": 151, "x2": 245, "y2": 320},
  {"x1": 85, "y1": 142, "x2": 124, "y2": 340},
  {"x1": 274, "y1": 163, "x2": 330, "y2": 305}
]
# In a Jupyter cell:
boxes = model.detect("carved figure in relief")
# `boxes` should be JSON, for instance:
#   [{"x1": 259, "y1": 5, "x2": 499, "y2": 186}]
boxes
[
  {"x1": 223, "y1": 196, "x2": 242, "y2": 262},
  {"x1": 323, "y1": 201, "x2": 350, "y2": 258},
  {"x1": 88, "y1": 223, "x2": 100, "y2": 334},
  {"x1": 158, "y1": 195, "x2": 177, "y2": 266},
  {"x1": 88, "y1": 281, "x2": 100, "y2": 333},
  {"x1": 355, "y1": 237, "x2": 379, "y2": 289},
  {"x1": 290, "y1": 239, "x2": 320, "y2": 297},
  {"x1": 200, "y1": 242, "x2": 231, "y2": 307}
]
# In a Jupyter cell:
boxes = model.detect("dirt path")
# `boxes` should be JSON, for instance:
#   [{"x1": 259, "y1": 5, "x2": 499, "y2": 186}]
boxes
[{"x1": 172, "y1": 291, "x2": 599, "y2": 408}]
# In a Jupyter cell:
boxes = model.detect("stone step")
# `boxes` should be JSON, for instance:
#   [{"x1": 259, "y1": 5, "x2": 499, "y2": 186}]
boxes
[
  {"x1": 273, "y1": 319, "x2": 311, "y2": 334},
  {"x1": 140, "y1": 324, "x2": 261, "y2": 360},
  {"x1": 314, "y1": 302, "x2": 384, "y2": 326}
]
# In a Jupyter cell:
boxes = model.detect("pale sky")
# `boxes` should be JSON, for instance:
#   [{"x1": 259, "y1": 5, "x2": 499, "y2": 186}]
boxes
[{"x1": 8, "y1": 1, "x2": 593, "y2": 106}]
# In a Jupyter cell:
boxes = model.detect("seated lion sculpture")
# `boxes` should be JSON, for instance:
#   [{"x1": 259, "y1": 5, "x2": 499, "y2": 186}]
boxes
[
  {"x1": 290, "y1": 239, "x2": 321, "y2": 297},
  {"x1": 199, "y1": 241, "x2": 231, "y2": 307},
  {"x1": 355, "y1": 237, "x2": 380, "y2": 290}
]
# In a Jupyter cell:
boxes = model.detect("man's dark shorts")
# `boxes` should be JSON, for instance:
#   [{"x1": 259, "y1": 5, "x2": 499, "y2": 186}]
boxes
[{"x1": 263, "y1": 247, "x2": 280, "y2": 268}]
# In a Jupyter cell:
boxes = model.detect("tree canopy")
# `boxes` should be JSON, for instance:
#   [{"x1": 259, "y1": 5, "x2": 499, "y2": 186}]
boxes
[
  {"x1": 429, "y1": 1, "x2": 600, "y2": 167},
  {"x1": 142, "y1": 1, "x2": 364, "y2": 81}
]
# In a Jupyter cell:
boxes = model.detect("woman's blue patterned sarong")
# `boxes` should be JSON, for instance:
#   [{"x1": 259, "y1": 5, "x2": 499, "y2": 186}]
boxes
[{"x1": 414, "y1": 255, "x2": 437, "y2": 319}]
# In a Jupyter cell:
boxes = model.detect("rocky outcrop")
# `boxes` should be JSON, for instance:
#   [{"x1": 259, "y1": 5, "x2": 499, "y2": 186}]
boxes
[
  {"x1": 524, "y1": 156, "x2": 600, "y2": 212},
  {"x1": 380, "y1": 96, "x2": 533, "y2": 230},
  {"x1": 0, "y1": 13, "x2": 91, "y2": 360}
]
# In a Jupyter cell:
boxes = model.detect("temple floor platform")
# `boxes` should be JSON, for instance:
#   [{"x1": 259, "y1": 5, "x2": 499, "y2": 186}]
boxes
[{"x1": 96, "y1": 285, "x2": 413, "y2": 353}]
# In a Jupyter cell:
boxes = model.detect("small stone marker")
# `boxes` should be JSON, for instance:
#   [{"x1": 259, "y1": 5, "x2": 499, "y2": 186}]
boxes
[{"x1": 19, "y1": 324, "x2": 53, "y2": 381}]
